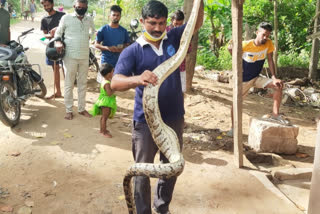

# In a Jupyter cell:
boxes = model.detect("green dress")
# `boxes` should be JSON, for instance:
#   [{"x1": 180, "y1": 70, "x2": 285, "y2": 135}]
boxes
[{"x1": 89, "y1": 79, "x2": 117, "y2": 118}]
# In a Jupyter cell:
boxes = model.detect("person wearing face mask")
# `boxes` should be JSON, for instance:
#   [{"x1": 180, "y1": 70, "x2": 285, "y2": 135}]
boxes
[
  {"x1": 111, "y1": 1, "x2": 204, "y2": 214},
  {"x1": 54, "y1": 0, "x2": 95, "y2": 120},
  {"x1": 94, "y1": 5, "x2": 130, "y2": 83},
  {"x1": 40, "y1": 0, "x2": 65, "y2": 99}
]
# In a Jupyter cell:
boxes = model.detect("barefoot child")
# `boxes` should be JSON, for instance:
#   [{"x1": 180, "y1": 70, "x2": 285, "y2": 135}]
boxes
[{"x1": 89, "y1": 63, "x2": 117, "y2": 137}]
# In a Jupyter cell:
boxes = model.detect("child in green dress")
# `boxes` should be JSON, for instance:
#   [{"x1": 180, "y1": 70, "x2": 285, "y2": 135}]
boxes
[{"x1": 89, "y1": 63, "x2": 117, "y2": 138}]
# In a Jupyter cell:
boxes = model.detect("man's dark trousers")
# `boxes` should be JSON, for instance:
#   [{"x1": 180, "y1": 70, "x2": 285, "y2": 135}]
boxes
[{"x1": 132, "y1": 118, "x2": 184, "y2": 214}]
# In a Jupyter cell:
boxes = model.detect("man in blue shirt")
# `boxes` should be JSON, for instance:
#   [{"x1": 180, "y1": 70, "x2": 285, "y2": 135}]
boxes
[
  {"x1": 111, "y1": 1, "x2": 203, "y2": 213},
  {"x1": 95, "y1": 5, "x2": 129, "y2": 67}
]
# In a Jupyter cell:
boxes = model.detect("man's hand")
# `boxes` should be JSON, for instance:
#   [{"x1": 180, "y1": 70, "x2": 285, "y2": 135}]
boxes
[
  {"x1": 272, "y1": 77, "x2": 283, "y2": 89},
  {"x1": 139, "y1": 70, "x2": 158, "y2": 86},
  {"x1": 55, "y1": 41, "x2": 64, "y2": 54},
  {"x1": 106, "y1": 46, "x2": 123, "y2": 53},
  {"x1": 107, "y1": 46, "x2": 118, "y2": 52},
  {"x1": 49, "y1": 27, "x2": 57, "y2": 38}
]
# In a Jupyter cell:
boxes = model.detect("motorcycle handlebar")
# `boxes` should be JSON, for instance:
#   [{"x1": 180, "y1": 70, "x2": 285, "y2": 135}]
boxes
[
  {"x1": 17, "y1": 28, "x2": 34, "y2": 44},
  {"x1": 21, "y1": 28, "x2": 34, "y2": 37}
]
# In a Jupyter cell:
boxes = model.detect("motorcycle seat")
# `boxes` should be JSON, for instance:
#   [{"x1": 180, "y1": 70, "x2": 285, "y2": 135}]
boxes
[{"x1": 0, "y1": 47, "x2": 18, "y2": 61}]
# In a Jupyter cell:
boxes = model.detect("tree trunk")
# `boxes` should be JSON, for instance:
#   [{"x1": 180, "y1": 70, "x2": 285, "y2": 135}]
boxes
[
  {"x1": 309, "y1": 0, "x2": 320, "y2": 80},
  {"x1": 231, "y1": 0, "x2": 244, "y2": 168},
  {"x1": 273, "y1": 0, "x2": 279, "y2": 75},
  {"x1": 244, "y1": 23, "x2": 255, "y2": 40},
  {"x1": 184, "y1": 0, "x2": 199, "y2": 92},
  {"x1": 185, "y1": 34, "x2": 199, "y2": 92},
  {"x1": 209, "y1": 17, "x2": 219, "y2": 56},
  {"x1": 21, "y1": 0, "x2": 24, "y2": 12}
]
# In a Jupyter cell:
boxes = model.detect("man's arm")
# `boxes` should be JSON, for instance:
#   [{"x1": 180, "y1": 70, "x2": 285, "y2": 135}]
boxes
[
  {"x1": 111, "y1": 71, "x2": 158, "y2": 92},
  {"x1": 54, "y1": 15, "x2": 65, "y2": 38},
  {"x1": 94, "y1": 29, "x2": 120, "y2": 52},
  {"x1": 94, "y1": 40, "x2": 118, "y2": 52},
  {"x1": 42, "y1": 28, "x2": 57, "y2": 39},
  {"x1": 267, "y1": 52, "x2": 276, "y2": 77},
  {"x1": 267, "y1": 52, "x2": 283, "y2": 88},
  {"x1": 42, "y1": 30, "x2": 50, "y2": 38},
  {"x1": 54, "y1": 16, "x2": 66, "y2": 52}
]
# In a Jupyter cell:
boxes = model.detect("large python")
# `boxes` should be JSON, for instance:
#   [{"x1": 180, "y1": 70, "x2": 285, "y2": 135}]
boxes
[{"x1": 123, "y1": 0, "x2": 202, "y2": 213}]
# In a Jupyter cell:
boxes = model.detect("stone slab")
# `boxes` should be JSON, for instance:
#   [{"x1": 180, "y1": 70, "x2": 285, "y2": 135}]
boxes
[
  {"x1": 272, "y1": 168, "x2": 313, "y2": 181},
  {"x1": 248, "y1": 118, "x2": 299, "y2": 154}
]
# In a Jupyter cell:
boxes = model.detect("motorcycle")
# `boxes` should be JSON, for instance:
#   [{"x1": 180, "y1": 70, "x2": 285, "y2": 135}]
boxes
[
  {"x1": 128, "y1": 19, "x2": 141, "y2": 44},
  {"x1": 89, "y1": 45, "x2": 99, "y2": 72},
  {"x1": 0, "y1": 28, "x2": 47, "y2": 127}
]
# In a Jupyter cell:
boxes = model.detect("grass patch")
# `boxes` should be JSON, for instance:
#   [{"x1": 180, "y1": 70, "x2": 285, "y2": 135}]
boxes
[{"x1": 10, "y1": 18, "x2": 21, "y2": 26}]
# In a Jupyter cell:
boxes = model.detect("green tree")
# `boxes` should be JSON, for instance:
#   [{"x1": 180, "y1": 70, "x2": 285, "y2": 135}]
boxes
[{"x1": 204, "y1": 0, "x2": 231, "y2": 56}]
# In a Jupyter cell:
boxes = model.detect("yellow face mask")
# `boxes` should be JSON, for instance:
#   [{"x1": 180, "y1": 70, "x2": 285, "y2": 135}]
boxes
[{"x1": 143, "y1": 30, "x2": 166, "y2": 42}]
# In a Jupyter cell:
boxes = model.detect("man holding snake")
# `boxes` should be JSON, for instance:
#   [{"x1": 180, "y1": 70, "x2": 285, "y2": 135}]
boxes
[{"x1": 111, "y1": 1, "x2": 204, "y2": 213}]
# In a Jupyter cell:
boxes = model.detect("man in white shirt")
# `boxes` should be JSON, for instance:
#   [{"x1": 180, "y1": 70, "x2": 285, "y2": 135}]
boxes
[{"x1": 55, "y1": 0, "x2": 95, "y2": 120}]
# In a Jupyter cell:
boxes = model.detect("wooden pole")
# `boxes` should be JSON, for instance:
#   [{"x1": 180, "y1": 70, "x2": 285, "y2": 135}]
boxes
[
  {"x1": 183, "y1": 0, "x2": 199, "y2": 92},
  {"x1": 231, "y1": 0, "x2": 244, "y2": 168},
  {"x1": 309, "y1": 0, "x2": 320, "y2": 80},
  {"x1": 273, "y1": 0, "x2": 278, "y2": 75},
  {"x1": 53, "y1": 61, "x2": 56, "y2": 100},
  {"x1": 308, "y1": 120, "x2": 320, "y2": 213}
]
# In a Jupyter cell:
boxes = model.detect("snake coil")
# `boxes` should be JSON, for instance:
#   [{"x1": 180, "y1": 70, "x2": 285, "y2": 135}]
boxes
[{"x1": 123, "y1": 1, "x2": 202, "y2": 213}]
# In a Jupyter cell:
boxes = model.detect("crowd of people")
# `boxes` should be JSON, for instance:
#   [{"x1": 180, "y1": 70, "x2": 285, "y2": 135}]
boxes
[{"x1": 0, "y1": 0, "x2": 292, "y2": 212}]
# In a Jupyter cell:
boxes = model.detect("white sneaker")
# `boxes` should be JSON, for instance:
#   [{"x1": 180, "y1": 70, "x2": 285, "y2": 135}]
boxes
[
  {"x1": 262, "y1": 114, "x2": 291, "y2": 126},
  {"x1": 152, "y1": 206, "x2": 171, "y2": 214}
]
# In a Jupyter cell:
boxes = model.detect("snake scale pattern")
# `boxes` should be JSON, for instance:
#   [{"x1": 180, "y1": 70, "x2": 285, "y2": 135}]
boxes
[{"x1": 123, "y1": 1, "x2": 201, "y2": 213}]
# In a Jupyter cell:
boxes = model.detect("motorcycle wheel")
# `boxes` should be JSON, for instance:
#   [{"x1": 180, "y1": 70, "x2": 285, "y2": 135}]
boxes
[
  {"x1": 89, "y1": 60, "x2": 99, "y2": 73},
  {"x1": 0, "y1": 81, "x2": 21, "y2": 127},
  {"x1": 34, "y1": 81, "x2": 47, "y2": 98}
]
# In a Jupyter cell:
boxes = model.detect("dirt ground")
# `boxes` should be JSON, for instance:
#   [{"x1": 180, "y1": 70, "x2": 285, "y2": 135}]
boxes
[{"x1": 0, "y1": 15, "x2": 319, "y2": 214}]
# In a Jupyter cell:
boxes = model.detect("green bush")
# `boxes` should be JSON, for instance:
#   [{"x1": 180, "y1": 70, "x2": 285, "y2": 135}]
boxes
[
  {"x1": 278, "y1": 49, "x2": 310, "y2": 68},
  {"x1": 216, "y1": 45, "x2": 232, "y2": 70},
  {"x1": 197, "y1": 48, "x2": 218, "y2": 69},
  {"x1": 197, "y1": 45, "x2": 232, "y2": 70},
  {"x1": 197, "y1": 45, "x2": 315, "y2": 71}
]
